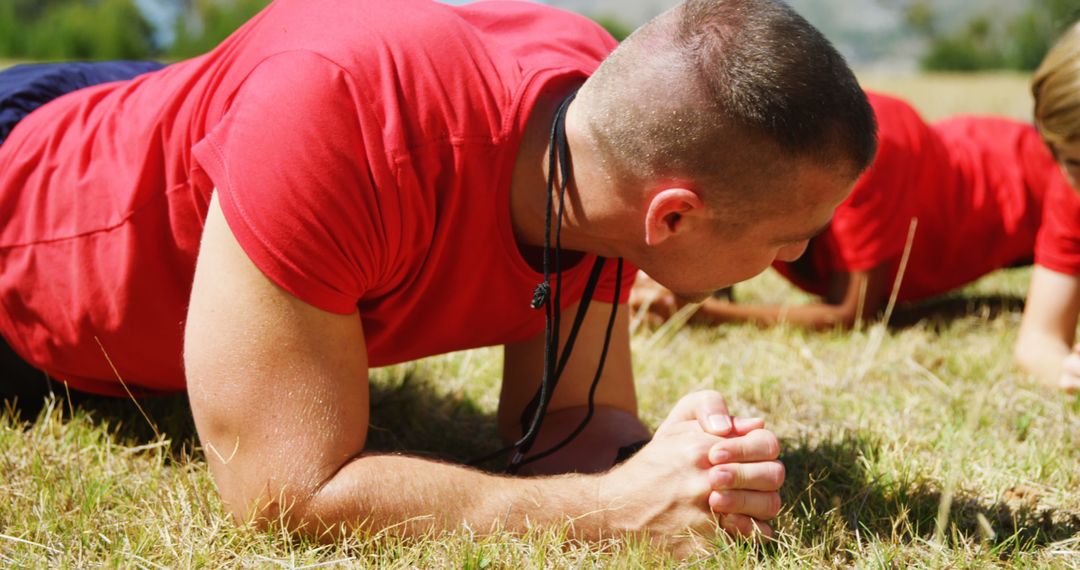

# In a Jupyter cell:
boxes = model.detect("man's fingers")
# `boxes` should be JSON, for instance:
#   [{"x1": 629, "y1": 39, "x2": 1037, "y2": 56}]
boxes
[
  {"x1": 695, "y1": 393, "x2": 733, "y2": 436},
  {"x1": 731, "y1": 417, "x2": 765, "y2": 435},
  {"x1": 659, "y1": 390, "x2": 732, "y2": 435},
  {"x1": 709, "y1": 429, "x2": 780, "y2": 464},
  {"x1": 718, "y1": 513, "x2": 774, "y2": 539},
  {"x1": 708, "y1": 460, "x2": 786, "y2": 491},
  {"x1": 1060, "y1": 375, "x2": 1080, "y2": 393},
  {"x1": 1062, "y1": 353, "x2": 1080, "y2": 377},
  {"x1": 710, "y1": 490, "x2": 782, "y2": 521}
]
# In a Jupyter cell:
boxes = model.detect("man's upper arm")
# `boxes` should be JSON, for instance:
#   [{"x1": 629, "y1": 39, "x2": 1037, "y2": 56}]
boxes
[
  {"x1": 498, "y1": 302, "x2": 635, "y2": 441},
  {"x1": 184, "y1": 193, "x2": 370, "y2": 521}
]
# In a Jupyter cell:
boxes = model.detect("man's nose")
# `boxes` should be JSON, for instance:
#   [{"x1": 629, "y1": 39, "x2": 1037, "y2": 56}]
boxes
[{"x1": 776, "y1": 240, "x2": 810, "y2": 262}]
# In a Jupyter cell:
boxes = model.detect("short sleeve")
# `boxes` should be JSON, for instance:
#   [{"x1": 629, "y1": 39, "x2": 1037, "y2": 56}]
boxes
[
  {"x1": 192, "y1": 51, "x2": 387, "y2": 314},
  {"x1": 1036, "y1": 176, "x2": 1080, "y2": 276},
  {"x1": 828, "y1": 94, "x2": 923, "y2": 272}
]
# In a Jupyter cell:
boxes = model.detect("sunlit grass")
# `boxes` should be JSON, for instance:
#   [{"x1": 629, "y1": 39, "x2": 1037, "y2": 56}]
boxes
[
  {"x1": 859, "y1": 71, "x2": 1032, "y2": 121},
  {"x1": 3, "y1": 75, "x2": 1077, "y2": 566}
]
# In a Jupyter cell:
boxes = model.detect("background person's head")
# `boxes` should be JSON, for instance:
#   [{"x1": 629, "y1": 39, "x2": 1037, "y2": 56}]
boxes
[
  {"x1": 572, "y1": 0, "x2": 877, "y2": 299},
  {"x1": 1033, "y1": 20, "x2": 1080, "y2": 191}
]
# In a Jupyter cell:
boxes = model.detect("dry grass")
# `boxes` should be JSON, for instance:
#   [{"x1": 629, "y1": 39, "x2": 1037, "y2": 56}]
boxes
[
  {"x1": 3, "y1": 73, "x2": 1079, "y2": 567},
  {"x1": 859, "y1": 71, "x2": 1034, "y2": 121}
]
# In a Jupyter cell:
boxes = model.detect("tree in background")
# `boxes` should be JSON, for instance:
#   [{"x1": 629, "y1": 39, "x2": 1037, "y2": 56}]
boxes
[
  {"x1": 0, "y1": 0, "x2": 155, "y2": 60},
  {"x1": 169, "y1": 0, "x2": 269, "y2": 58},
  {"x1": 0, "y1": 0, "x2": 632, "y2": 61},
  {"x1": 591, "y1": 15, "x2": 634, "y2": 42},
  {"x1": 907, "y1": 0, "x2": 1079, "y2": 72},
  {"x1": 0, "y1": 0, "x2": 271, "y2": 60}
]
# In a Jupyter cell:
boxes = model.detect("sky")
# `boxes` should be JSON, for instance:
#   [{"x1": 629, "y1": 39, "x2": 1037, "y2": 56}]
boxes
[
  {"x1": 129, "y1": 0, "x2": 997, "y2": 71},
  {"x1": 133, "y1": 0, "x2": 183, "y2": 46},
  {"x1": 133, "y1": 0, "x2": 508, "y2": 47}
]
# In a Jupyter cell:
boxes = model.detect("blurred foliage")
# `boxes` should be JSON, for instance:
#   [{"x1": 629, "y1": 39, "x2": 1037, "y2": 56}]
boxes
[
  {"x1": 0, "y1": 0, "x2": 155, "y2": 60},
  {"x1": 0, "y1": 0, "x2": 270, "y2": 60},
  {"x1": 908, "y1": 0, "x2": 1080, "y2": 71},
  {"x1": 590, "y1": 15, "x2": 634, "y2": 42},
  {"x1": 0, "y1": 0, "x2": 633, "y2": 60},
  {"x1": 170, "y1": 0, "x2": 270, "y2": 58},
  {"x1": 0, "y1": 0, "x2": 1074, "y2": 69}
]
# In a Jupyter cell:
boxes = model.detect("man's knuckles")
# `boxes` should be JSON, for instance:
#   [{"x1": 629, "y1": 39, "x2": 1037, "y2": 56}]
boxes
[
  {"x1": 708, "y1": 461, "x2": 785, "y2": 491},
  {"x1": 709, "y1": 429, "x2": 781, "y2": 463},
  {"x1": 709, "y1": 490, "x2": 782, "y2": 521}
]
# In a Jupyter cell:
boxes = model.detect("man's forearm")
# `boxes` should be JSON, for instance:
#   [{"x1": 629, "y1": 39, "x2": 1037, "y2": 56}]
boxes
[
  {"x1": 292, "y1": 453, "x2": 609, "y2": 540},
  {"x1": 693, "y1": 298, "x2": 856, "y2": 330}
]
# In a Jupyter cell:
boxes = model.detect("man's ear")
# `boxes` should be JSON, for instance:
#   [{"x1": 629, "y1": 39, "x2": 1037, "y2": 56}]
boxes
[{"x1": 644, "y1": 187, "x2": 706, "y2": 246}]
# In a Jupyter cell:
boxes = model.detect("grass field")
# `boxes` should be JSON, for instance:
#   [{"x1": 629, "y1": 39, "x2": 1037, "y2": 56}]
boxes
[{"x1": 4, "y1": 73, "x2": 1080, "y2": 568}]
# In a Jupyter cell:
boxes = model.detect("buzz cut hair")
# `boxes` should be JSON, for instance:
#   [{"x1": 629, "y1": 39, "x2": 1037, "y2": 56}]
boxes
[{"x1": 576, "y1": 0, "x2": 877, "y2": 195}]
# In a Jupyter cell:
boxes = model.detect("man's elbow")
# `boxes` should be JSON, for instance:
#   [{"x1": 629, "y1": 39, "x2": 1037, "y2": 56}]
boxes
[
  {"x1": 214, "y1": 467, "x2": 354, "y2": 540},
  {"x1": 218, "y1": 483, "x2": 309, "y2": 531}
]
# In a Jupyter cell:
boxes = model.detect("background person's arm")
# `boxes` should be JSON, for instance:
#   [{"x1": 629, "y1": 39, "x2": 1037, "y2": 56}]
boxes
[
  {"x1": 1015, "y1": 265, "x2": 1080, "y2": 391},
  {"x1": 185, "y1": 194, "x2": 763, "y2": 547},
  {"x1": 631, "y1": 264, "x2": 892, "y2": 331}
]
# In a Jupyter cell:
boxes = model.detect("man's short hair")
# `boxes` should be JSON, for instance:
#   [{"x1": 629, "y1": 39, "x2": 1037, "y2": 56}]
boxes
[
  {"x1": 577, "y1": 0, "x2": 877, "y2": 198},
  {"x1": 1033, "y1": 21, "x2": 1080, "y2": 149}
]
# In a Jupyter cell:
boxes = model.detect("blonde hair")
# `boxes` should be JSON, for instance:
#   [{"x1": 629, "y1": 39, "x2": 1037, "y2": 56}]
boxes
[{"x1": 1033, "y1": 21, "x2": 1080, "y2": 148}]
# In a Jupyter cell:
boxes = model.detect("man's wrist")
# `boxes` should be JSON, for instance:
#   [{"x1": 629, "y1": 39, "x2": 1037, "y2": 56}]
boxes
[{"x1": 613, "y1": 439, "x2": 649, "y2": 465}]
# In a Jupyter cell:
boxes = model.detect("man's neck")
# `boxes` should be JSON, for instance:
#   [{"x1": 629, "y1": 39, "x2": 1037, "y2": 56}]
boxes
[{"x1": 508, "y1": 87, "x2": 625, "y2": 265}]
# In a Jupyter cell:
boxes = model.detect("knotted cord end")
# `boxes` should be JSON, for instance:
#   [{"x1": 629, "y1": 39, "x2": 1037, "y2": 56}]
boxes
[{"x1": 530, "y1": 282, "x2": 550, "y2": 309}]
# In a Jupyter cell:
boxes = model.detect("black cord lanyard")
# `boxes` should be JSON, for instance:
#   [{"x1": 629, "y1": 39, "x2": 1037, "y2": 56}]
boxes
[{"x1": 470, "y1": 90, "x2": 624, "y2": 472}]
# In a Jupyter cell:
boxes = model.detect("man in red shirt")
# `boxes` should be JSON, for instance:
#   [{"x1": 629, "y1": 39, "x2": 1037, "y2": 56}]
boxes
[
  {"x1": 0, "y1": 0, "x2": 876, "y2": 552},
  {"x1": 632, "y1": 92, "x2": 1065, "y2": 331}
]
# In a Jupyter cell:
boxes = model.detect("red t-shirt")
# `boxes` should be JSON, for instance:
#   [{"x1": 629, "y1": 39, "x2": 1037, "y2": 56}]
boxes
[
  {"x1": 0, "y1": 0, "x2": 633, "y2": 396},
  {"x1": 773, "y1": 92, "x2": 1062, "y2": 302},
  {"x1": 1035, "y1": 169, "x2": 1080, "y2": 276}
]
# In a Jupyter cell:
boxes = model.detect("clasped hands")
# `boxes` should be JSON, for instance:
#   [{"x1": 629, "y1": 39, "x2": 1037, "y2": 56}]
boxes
[{"x1": 601, "y1": 390, "x2": 785, "y2": 549}]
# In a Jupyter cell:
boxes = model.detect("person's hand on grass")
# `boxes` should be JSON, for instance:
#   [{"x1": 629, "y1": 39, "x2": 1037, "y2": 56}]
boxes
[
  {"x1": 705, "y1": 428, "x2": 784, "y2": 537},
  {"x1": 629, "y1": 271, "x2": 682, "y2": 325},
  {"x1": 630, "y1": 272, "x2": 735, "y2": 327},
  {"x1": 673, "y1": 389, "x2": 783, "y2": 538},
  {"x1": 1059, "y1": 345, "x2": 1080, "y2": 393},
  {"x1": 598, "y1": 391, "x2": 784, "y2": 556}
]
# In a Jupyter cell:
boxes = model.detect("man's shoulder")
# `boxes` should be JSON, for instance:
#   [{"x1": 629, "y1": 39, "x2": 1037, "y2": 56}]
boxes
[
  {"x1": 380, "y1": 0, "x2": 617, "y2": 79},
  {"x1": 253, "y1": 0, "x2": 614, "y2": 72},
  {"x1": 448, "y1": 1, "x2": 617, "y2": 72}
]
